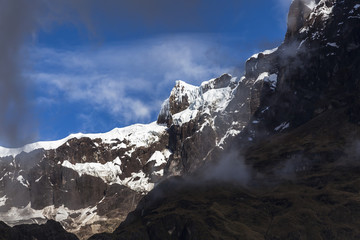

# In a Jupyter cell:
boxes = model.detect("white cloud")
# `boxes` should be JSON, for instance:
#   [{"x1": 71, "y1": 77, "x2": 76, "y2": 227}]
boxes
[
  {"x1": 33, "y1": 72, "x2": 151, "y2": 121},
  {"x1": 29, "y1": 34, "x2": 233, "y2": 125}
]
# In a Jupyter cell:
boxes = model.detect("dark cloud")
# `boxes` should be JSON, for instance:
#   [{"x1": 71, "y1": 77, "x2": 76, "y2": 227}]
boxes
[
  {"x1": 0, "y1": 0, "x2": 40, "y2": 147},
  {"x1": 44, "y1": 0, "x2": 243, "y2": 36}
]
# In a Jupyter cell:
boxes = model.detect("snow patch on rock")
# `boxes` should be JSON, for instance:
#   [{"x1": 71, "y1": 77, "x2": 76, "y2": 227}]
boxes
[
  {"x1": 147, "y1": 150, "x2": 169, "y2": 167},
  {"x1": 255, "y1": 72, "x2": 278, "y2": 90},
  {"x1": 124, "y1": 171, "x2": 154, "y2": 192},
  {"x1": 0, "y1": 203, "x2": 105, "y2": 232},
  {"x1": 62, "y1": 156, "x2": 157, "y2": 193},
  {"x1": 62, "y1": 157, "x2": 122, "y2": 183},
  {"x1": 327, "y1": 42, "x2": 339, "y2": 48},
  {"x1": 248, "y1": 47, "x2": 278, "y2": 61},
  {"x1": 275, "y1": 122, "x2": 290, "y2": 132},
  {"x1": 172, "y1": 109, "x2": 199, "y2": 126},
  {"x1": 217, "y1": 128, "x2": 242, "y2": 148},
  {"x1": 310, "y1": 0, "x2": 334, "y2": 21},
  {"x1": 16, "y1": 175, "x2": 29, "y2": 188},
  {"x1": 0, "y1": 195, "x2": 7, "y2": 206}
]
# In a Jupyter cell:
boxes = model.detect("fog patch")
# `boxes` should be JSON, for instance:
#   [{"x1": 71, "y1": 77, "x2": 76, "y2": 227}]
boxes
[
  {"x1": 339, "y1": 140, "x2": 360, "y2": 166},
  {"x1": 201, "y1": 151, "x2": 251, "y2": 185},
  {"x1": 275, "y1": 154, "x2": 313, "y2": 180}
]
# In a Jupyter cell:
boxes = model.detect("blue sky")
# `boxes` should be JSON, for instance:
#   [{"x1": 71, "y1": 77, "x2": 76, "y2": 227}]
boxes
[{"x1": 1, "y1": 0, "x2": 293, "y2": 147}]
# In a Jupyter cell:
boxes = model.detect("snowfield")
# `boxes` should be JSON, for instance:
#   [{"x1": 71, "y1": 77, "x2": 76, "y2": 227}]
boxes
[{"x1": 0, "y1": 122, "x2": 167, "y2": 158}]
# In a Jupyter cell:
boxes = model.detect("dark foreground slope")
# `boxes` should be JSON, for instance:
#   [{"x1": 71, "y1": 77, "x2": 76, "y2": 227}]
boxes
[
  {"x1": 90, "y1": 110, "x2": 360, "y2": 240},
  {"x1": 90, "y1": 0, "x2": 360, "y2": 239},
  {"x1": 0, "y1": 220, "x2": 79, "y2": 240},
  {"x1": 91, "y1": 175, "x2": 360, "y2": 240}
]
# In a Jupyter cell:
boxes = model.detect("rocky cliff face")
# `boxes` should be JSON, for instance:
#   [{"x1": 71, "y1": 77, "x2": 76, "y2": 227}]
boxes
[
  {"x1": 234, "y1": 0, "x2": 360, "y2": 172},
  {"x1": 0, "y1": 124, "x2": 169, "y2": 239},
  {"x1": 242, "y1": 0, "x2": 360, "y2": 141},
  {"x1": 158, "y1": 74, "x2": 251, "y2": 175},
  {"x1": 0, "y1": 71, "x2": 251, "y2": 238},
  {"x1": 90, "y1": 0, "x2": 360, "y2": 239}
]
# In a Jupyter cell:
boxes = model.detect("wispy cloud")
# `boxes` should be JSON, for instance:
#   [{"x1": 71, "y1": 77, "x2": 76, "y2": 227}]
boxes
[
  {"x1": 274, "y1": 0, "x2": 293, "y2": 31},
  {"x1": 29, "y1": 34, "x2": 234, "y2": 125},
  {"x1": 276, "y1": 0, "x2": 293, "y2": 10},
  {"x1": 0, "y1": 0, "x2": 244, "y2": 145}
]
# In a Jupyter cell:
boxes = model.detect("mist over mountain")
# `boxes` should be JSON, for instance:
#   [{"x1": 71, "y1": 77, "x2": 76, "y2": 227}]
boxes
[{"x1": 1, "y1": 0, "x2": 360, "y2": 239}]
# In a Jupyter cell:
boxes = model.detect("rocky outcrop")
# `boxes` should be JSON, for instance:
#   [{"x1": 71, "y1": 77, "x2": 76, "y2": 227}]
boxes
[
  {"x1": 237, "y1": 0, "x2": 360, "y2": 145},
  {"x1": 286, "y1": 0, "x2": 316, "y2": 41},
  {"x1": 159, "y1": 74, "x2": 251, "y2": 175}
]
